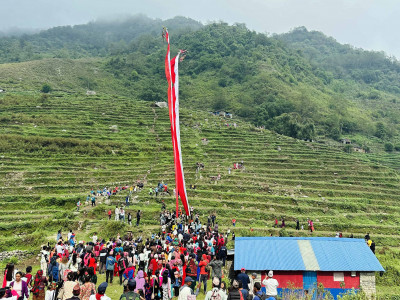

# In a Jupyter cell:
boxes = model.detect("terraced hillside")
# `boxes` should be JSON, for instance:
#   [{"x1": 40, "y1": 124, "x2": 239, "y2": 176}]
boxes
[
  {"x1": 0, "y1": 58, "x2": 128, "y2": 94},
  {"x1": 1, "y1": 91, "x2": 400, "y2": 294}
]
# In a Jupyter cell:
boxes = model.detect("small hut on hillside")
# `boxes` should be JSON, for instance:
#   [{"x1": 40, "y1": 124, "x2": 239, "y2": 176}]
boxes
[
  {"x1": 340, "y1": 138, "x2": 352, "y2": 144},
  {"x1": 153, "y1": 101, "x2": 168, "y2": 108}
]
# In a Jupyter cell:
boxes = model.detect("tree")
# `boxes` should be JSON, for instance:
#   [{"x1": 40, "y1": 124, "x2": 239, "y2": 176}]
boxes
[
  {"x1": 343, "y1": 144, "x2": 353, "y2": 153},
  {"x1": 374, "y1": 122, "x2": 386, "y2": 139},
  {"x1": 40, "y1": 83, "x2": 52, "y2": 93},
  {"x1": 384, "y1": 142, "x2": 394, "y2": 152}
]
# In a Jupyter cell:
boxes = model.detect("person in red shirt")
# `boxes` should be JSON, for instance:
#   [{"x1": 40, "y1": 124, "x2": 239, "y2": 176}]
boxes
[
  {"x1": 179, "y1": 245, "x2": 187, "y2": 255},
  {"x1": 94, "y1": 244, "x2": 100, "y2": 258},
  {"x1": 108, "y1": 209, "x2": 112, "y2": 220},
  {"x1": 217, "y1": 235, "x2": 224, "y2": 253},
  {"x1": 186, "y1": 255, "x2": 198, "y2": 290},
  {"x1": 196, "y1": 254, "x2": 209, "y2": 295},
  {"x1": 24, "y1": 266, "x2": 33, "y2": 290},
  {"x1": 88, "y1": 254, "x2": 97, "y2": 275},
  {"x1": 149, "y1": 255, "x2": 158, "y2": 275},
  {"x1": 114, "y1": 253, "x2": 121, "y2": 276}
]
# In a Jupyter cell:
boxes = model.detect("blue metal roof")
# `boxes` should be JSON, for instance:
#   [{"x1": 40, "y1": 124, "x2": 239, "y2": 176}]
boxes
[{"x1": 234, "y1": 237, "x2": 384, "y2": 272}]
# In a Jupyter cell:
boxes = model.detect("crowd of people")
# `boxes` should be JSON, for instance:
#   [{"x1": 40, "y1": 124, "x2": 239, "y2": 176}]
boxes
[
  {"x1": 273, "y1": 218, "x2": 315, "y2": 232},
  {"x1": 81, "y1": 183, "x2": 145, "y2": 209},
  {"x1": 149, "y1": 183, "x2": 172, "y2": 197},
  {"x1": 109, "y1": 207, "x2": 141, "y2": 226},
  {"x1": 1, "y1": 208, "x2": 281, "y2": 300},
  {"x1": 1, "y1": 176, "x2": 378, "y2": 300}
]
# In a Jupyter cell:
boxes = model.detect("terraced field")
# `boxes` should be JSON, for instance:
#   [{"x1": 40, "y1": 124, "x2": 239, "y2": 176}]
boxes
[
  {"x1": 1, "y1": 92, "x2": 400, "y2": 295},
  {"x1": 366, "y1": 152, "x2": 400, "y2": 172}
]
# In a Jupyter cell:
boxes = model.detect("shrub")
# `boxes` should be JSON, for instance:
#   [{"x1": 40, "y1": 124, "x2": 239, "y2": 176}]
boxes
[
  {"x1": 337, "y1": 288, "x2": 367, "y2": 299},
  {"x1": 384, "y1": 142, "x2": 394, "y2": 152},
  {"x1": 102, "y1": 221, "x2": 126, "y2": 239},
  {"x1": 1, "y1": 256, "x2": 19, "y2": 265},
  {"x1": 279, "y1": 228, "x2": 289, "y2": 237},
  {"x1": 362, "y1": 145, "x2": 370, "y2": 153},
  {"x1": 326, "y1": 190, "x2": 335, "y2": 197},
  {"x1": 40, "y1": 83, "x2": 52, "y2": 93},
  {"x1": 343, "y1": 144, "x2": 353, "y2": 153}
]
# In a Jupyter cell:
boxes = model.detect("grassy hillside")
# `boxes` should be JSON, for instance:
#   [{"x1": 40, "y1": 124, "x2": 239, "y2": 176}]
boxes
[
  {"x1": 2, "y1": 18, "x2": 400, "y2": 296},
  {"x1": 1, "y1": 89, "x2": 400, "y2": 295},
  {"x1": 0, "y1": 58, "x2": 129, "y2": 94},
  {"x1": 2, "y1": 18, "x2": 400, "y2": 162}
]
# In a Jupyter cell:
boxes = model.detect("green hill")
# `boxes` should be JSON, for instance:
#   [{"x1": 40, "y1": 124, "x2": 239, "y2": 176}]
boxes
[
  {"x1": 1, "y1": 89, "x2": 400, "y2": 295},
  {"x1": 2, "y1": 18, "x2": 400, "y2": 160},
  {"x1": 276, "y1": 26, "x2": 400, "y2": 95},
  {"x1": 0, "y1": 58, "x2": 128, "y2": 94},
  {"x1": 0, "y1": 15, "x2": 202, "y2": 63},
  {"x1": 101, "y1": 22, "x2": 400, "y2": 157},
  {"x1": 2, "y1": 17, "x2": 400, "y2": 296}
]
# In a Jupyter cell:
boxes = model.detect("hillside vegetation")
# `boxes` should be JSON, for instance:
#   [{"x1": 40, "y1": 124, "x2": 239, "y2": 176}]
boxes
[
  {"x1": 0, "y1": 15, "x2": 201, "y2": 63},
  {"x1": 2, "y1": 18, "x2": 400, "y2": 155},
  {"x1": 1, "y1": 91, "x2": 400, "y2": 295},
  {"x1": 1, "y1": 16, "x2": 400, "y2": 296},
  {"x1": 0, "y1": 58, "x2": 128, "y2": 94}
]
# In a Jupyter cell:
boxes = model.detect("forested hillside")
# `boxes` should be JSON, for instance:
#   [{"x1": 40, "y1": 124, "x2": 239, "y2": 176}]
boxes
[
  {"x1": 277, "y1": 27, "x2": 400, "y2": 95},
  {"x1": 1, "y1": 17, "x2": 400, "y2": 155},
  {"x1": 0, "y1": 15, "x2": 201, "y2": 62},
  {"x1": 103, "y1": 22, "x2": 400, "y2": 150}
]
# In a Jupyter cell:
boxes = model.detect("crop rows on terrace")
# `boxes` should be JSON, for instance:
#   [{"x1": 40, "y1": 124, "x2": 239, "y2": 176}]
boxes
[{"x1": 1, "y1": 93, "x2": 400, "y2": 293}]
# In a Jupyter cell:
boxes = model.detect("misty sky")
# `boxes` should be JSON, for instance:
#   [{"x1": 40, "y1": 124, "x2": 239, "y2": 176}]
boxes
[{"x1": 2, "y1": 0, "x2": 399, "y2": 58}]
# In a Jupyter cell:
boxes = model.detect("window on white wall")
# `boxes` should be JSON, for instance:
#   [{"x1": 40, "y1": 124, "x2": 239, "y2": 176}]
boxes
[{"x1": 333, "y1": 272, "x2": 344, "y2": 282}]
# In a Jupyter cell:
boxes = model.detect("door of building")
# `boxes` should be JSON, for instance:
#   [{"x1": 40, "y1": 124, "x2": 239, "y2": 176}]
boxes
[{"x1": 303, "y1": 271, "x2": 317, "y2": 292}]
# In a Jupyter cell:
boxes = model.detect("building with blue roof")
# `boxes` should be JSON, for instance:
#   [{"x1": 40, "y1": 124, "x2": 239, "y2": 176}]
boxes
[{"x1": 234, "y1": 237, "x2": 384, "y2": 299}]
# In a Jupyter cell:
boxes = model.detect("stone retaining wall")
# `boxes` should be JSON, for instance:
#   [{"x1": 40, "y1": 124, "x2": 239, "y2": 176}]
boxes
[{"x1": 0, "y1": 250, "x2": 34, "y2": 261}]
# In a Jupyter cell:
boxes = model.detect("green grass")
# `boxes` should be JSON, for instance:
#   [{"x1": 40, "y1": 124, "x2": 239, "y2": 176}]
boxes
[
  {"x1": 0, "y1": 58, "x2": 129, "y2": 95},
  {"x1": 1, "y1": 83, "x2": 400, "y2": 295}
]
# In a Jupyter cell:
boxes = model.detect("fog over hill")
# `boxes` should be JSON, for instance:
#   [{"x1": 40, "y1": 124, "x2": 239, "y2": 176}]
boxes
[{"x1": 0, "y1": 0, "x2": 399, "y2": 58}]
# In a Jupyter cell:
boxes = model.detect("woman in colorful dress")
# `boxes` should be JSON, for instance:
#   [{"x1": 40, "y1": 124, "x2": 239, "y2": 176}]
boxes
[
  {"x1": 79, "y1": 274, "x2": 96, "y2": 300},
  {"x1": 31, "y1": 270, "x2": 48, "y2": 300}
]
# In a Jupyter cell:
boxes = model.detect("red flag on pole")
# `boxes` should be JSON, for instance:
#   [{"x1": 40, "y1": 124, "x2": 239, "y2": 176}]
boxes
[{"x1": 164, "y1": 29, "x2": 190, "y2": 216}]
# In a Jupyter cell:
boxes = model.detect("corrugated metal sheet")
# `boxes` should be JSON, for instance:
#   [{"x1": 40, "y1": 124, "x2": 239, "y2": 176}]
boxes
[
  {"x1": 311, "y1": 238, "x2": 384, "y2": 271},
  {"x1": 234, "y1": 237, "x2": 384, "y2": 272},
  {"x1": 234, "y1": 237, "x2": 305, "y2": 271}
]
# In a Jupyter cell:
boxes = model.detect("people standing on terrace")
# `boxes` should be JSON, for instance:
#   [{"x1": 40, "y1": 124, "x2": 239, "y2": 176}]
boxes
[{"x1": 14, "y1": 208, "x2": 236, "y2": 300}]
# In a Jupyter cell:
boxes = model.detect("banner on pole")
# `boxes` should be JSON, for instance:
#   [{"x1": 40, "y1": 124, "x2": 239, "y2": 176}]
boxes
[{"x1": 164, "y1": 29, "x2": 190, "y2": 216}]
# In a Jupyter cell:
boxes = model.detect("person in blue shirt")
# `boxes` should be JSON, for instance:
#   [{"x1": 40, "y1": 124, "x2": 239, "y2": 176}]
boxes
[
  {"x1": 239, "y1": 281, "x2": 249, "y2": 300},
  {"x1": 253, "y1": 282, "x2": 264, "y2": 300},
  {"x1": 236, "y1": 268, "x2": 250, "y2": 290},
  {"x1": 69, "y1": 233, "x2": 75, "y2": 247},
  {"x1": 56, "y1": 230, "x2": 62, "y2": 241},
  {"x1": 106, "y1": 253, "x2": 117, "y2": 284}
]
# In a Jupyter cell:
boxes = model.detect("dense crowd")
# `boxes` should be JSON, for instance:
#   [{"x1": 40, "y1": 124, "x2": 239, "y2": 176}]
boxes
[
  {"x1": 0, "y1": 208, "x2": 281, "y2": 300},
  {"x1": 2, "y1": 179, "x2": 376, "y2": 300}
]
